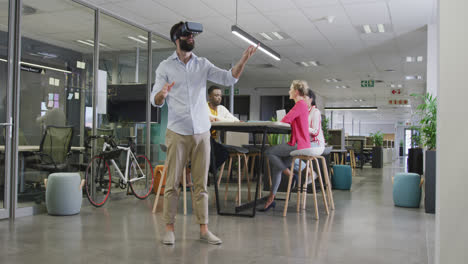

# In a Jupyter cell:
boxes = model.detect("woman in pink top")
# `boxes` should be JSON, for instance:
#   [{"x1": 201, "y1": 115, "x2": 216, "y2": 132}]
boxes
[{"x1": 262, "y1": 80, "x2": 311, "y2": 211}]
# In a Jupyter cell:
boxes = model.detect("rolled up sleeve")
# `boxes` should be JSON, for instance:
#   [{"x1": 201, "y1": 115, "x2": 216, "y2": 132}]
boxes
[
  {"x1": 151, "y1": 64, "x2": 168, "y2": 108},
  {"x1": 206, "y1": 60, "x2": 238, "y2": 86}
]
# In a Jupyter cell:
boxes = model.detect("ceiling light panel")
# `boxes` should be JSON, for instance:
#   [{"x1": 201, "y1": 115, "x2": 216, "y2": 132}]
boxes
[
  {"x1": 377, "y1": 24, "x2": 385, "y2": 33},
  {"x1": 363, "y1": 24, "x2": 372, "y2": 34},
  {"x1": 259, "y1": 32, "x2": 273, "y2": 41}
]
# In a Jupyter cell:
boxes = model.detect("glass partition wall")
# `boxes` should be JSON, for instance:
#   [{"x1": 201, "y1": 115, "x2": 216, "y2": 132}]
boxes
[
  {"x1": 0, "y1": 0, "x2": 173, "y2": 217},
  {"x1": 18, "y1": 0, "x2": 95, "y2": 208},
  {"x1": 0, "y1": 0, "x2": 11, "y2": 217}
]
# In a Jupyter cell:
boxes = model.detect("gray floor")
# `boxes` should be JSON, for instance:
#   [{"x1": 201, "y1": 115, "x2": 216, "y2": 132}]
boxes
[{"x1": 0, "y1": 158, "x2": 434, "y2": 264}]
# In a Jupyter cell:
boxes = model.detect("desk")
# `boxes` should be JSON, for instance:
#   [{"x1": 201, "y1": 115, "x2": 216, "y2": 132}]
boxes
[
  {"x1": 346, "y1": 139, "x2": 365, "y2": 169},
  {"x1": 210, "y1": 121, "x2": 291, "y2": 217},
  {"x1": 330, "y1": 149, "x2": 347, "y2": 165},
  {"x1": 0, "y1": 145, "x2": 84, "y2": 193}
]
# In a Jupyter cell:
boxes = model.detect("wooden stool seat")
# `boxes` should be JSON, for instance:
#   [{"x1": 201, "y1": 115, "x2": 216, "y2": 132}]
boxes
[{"x1": 283, "y1": 149, "x2": 335, "y2": 219}]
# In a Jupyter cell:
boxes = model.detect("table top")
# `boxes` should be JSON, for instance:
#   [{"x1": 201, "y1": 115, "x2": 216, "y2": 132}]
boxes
[
  {"x1": 330, "y1": 149, "x2": 348, "y2": 153},
  {"x1": 0, "y1": 145, "x2": 85, "y2": 152},
  {"x1": 211, "y1": 121, "x2": 291, "y2": 134}
]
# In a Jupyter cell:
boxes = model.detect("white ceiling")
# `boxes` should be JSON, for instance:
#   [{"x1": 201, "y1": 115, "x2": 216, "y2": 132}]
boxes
[{"x1": 18, "y1": 0, "x2": 436, "y2": 123}]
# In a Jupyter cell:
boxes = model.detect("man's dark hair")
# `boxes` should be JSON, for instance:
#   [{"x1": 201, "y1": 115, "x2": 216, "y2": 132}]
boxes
[
  {"x1": 308, "y1": 89, "x2": 316, "y2": 106},
  {"x1": 170, "y1": 21, "x2": 184, "y2": 43},
  {"x1": 208, "y1": 85, "x2": 221, "y2": 95}
]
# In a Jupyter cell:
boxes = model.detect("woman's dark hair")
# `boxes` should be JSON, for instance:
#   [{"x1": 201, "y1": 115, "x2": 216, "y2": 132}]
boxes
[
  {"x1": 170, "y1": 21, "x2": 185, "y2": 43},
  {"x1": 308, "y1": 89, "x2": 316, "y2": 106},
  {"x1": 208, "y1": 85, "x2": 221, "y2": 95}
]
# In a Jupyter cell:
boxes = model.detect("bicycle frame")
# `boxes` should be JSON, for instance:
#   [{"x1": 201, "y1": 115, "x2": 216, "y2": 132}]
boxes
[{"x1": 101, "y1": 142, "x2": 147, "y2": 184}]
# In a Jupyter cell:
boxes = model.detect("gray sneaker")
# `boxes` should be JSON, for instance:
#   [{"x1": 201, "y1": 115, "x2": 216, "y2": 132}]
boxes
[
  {"x1": 200, "y1": 231, "x2": 222, "y2": 245},
  {"x1": 162, "y1": 231, "x2": 175, "y2": 245}
]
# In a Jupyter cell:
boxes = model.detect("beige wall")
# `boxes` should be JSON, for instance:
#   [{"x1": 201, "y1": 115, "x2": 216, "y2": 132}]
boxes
[{"x1": 437, "y1": 0, "x2": 468, "y2": 263}]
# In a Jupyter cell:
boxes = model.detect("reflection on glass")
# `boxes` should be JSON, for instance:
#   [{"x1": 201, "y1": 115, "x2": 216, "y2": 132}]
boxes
[
  {"x1": 98, "y1": 13, "x2": 151, "y2": 195},
  {"x1": 150, "y1": 34, "x2": 173, "y2": 165},
  {"x1": 18, "y1": 0, "x2": 94, "y2": 208},
  {"x1": 0, "y1": 0, "x2": 9, "y2": 210}
]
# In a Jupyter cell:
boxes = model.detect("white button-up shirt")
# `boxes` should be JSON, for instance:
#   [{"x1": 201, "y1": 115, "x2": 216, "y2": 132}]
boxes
[{"x1": 151, "y1": 52, "x2": 238, "y2": 135}]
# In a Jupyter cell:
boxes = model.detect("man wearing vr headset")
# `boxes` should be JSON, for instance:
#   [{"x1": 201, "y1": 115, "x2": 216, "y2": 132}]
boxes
[{"x1": 151, "y1": 21, "x2": 257, "y2": 245}]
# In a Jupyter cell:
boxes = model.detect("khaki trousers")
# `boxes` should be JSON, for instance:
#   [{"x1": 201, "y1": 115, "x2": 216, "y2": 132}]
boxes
[{"x1": 163, "y1": 129, "x2": 211, "y2": 225}]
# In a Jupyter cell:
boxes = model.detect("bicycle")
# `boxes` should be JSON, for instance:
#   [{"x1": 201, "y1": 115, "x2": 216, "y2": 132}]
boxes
[{"x1": 84, "y1": 135, "x2": 154, "y2": 207}]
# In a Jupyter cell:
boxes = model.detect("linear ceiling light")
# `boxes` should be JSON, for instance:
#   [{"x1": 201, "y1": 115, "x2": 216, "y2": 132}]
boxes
[
  {"x1": 325, "y1": 107, "x2": 377, "y2": 111},
  {"x1": 231, "y1": 25, "x2": 281, "y2": 61},
  {"x1": 76, "y1": 40, "x2": 93, "y2": 47},
  {"x1": 0, "y1": 58, "x2": 71, "y2": 74},
  {"x1": 86, "y1": 39, "x2": 107, "y2": 47},
  {"x1": 128, "y1": 36, "x2": 146, "y2": 44},
  {"x1": 137, "y1": 35, "x2": 156, "y2": 43}
]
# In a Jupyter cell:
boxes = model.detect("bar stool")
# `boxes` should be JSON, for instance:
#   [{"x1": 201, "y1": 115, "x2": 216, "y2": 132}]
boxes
[
  {"x1": 242, "y1": 145, "x2": 262, "y2": 198},
  {"x1": 283, "y1": 148, "x2": 334, "y2": 219},
  {"x1": 216, "y1": 145, "x2": 251, "y2": 206}
]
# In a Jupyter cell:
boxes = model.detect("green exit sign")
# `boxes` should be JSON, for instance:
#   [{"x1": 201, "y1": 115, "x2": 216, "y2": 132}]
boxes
[
  {"x1": 224, "y1": 88, "x2": 239, "y2": 95},
  {"x1": 361, "y1": 80, "x2": 375, "y2": 87}
]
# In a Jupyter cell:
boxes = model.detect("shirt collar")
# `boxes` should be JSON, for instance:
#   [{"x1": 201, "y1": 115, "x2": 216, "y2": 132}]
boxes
[{"x1": 170, "y1": 51, "x2": 198, "y2": 62}]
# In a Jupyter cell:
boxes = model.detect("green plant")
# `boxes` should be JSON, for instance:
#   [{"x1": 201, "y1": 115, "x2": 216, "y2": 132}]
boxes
[
  {"x1": 399, "y1": 140, "x2": 404, "y2": 147},
  {"x1": 409, "y1": 126, "x2": 422, "y2": 148},
  {"x1": 322, "y1": 117, "x2": 330, "y2": 143},
  {"x1": 411, "y1": 93, "x2": 437, "y2": 150},
  {"x1": 369, "y1": 131, "x2": 383, "y2": 147},
  {"x1": 268, "y1": 117, "x2": 290, "y2": 145}
]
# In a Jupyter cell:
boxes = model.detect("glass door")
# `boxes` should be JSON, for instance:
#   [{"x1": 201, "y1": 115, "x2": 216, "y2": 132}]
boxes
[{"x1": 0, "y1": 0, "x2": 12, "y2": 219}]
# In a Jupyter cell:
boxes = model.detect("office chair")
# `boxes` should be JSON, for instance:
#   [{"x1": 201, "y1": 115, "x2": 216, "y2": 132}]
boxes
[{"x1": 30, "y1": 126, "x2": 74, "y2": 172}]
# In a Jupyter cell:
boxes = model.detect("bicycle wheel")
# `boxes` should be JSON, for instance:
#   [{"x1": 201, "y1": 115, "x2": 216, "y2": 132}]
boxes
[
  {"x1": 85, "y1": 156, "x2": 111, "y2": 207},
  {"x1": 129, "y1": 155, "x2": 154, "y2": 199}
]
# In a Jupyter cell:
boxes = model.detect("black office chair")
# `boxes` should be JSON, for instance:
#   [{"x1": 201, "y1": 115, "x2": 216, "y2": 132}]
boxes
[{"x1": 30, "y1": 125, "x2": 74, "y2": 172}]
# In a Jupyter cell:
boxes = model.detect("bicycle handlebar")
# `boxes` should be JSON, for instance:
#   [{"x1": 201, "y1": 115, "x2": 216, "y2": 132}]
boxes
[{"x1": 86, "y1": 135, "x2": 117, "y2": 148}]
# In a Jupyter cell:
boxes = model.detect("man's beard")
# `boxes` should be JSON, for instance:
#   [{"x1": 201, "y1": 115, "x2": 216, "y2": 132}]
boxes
[
  {"x1": 211, "y1": 100, "x2": 221, "y2": 107},
  {"x1": 180, "y1": 39, "x2": 194, "y2": 52}
]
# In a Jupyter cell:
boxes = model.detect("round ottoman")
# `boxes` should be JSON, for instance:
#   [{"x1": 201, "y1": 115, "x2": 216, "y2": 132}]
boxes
[
  {"x1": 393, "y1": 172, "x2": 422, "y2": 208},
  {"x1": 332, "y1": 165, "x2": 352, "y2": 190},
  {"x1": 45, "y1": 173, "x2": 83, "y2": 215}
]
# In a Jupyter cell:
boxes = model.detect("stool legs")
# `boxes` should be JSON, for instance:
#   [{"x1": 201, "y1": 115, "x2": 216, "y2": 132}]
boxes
[
  {"x1": 309, "y1": 160, "x2": 319, "y2": 220},
  {"x1": 296, "y1": 158, "x2": 302, "y2": 213},
  {"x1": 313, "y1": 157, "x2": 329, "y2": 215},
  {"x1": 317, "y1": 156, "x2": 334, "y2": 210},
  {"x1": 183, "y1": 168, "x2": 187, "y2": 215},
  {"x1": 242, "y1": 154, "x2": 252, "y2": 202},
  {"x1": 224, "y1": 157, "x2": 233, "y2": 201},
  {"x1": 282, "y1": 158, "x2": 297, "y2": 217},
  {"x1": 152, "y1": 162, "x2": 167, "y2": 213}
]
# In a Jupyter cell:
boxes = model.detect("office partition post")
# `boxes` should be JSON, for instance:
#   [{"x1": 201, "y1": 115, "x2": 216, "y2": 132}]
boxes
[{"x1": 146, "y1": 32, "x2": 152, "y2": 160}]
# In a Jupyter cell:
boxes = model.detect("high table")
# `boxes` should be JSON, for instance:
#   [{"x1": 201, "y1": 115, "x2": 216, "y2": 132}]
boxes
[{"x1": 210, "y1": 121, "x2": 291, "y2": 217}]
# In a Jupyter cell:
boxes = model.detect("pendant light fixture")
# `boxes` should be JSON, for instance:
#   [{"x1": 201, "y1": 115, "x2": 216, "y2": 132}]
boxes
[{"x1": 231, "y1": 0, "x2": 281, "y2": 61}]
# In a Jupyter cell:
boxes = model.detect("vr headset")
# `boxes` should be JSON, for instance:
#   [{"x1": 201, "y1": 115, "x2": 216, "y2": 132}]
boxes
[{"x1": 171, "y1": 22, "x2": 203, "y2": 42}]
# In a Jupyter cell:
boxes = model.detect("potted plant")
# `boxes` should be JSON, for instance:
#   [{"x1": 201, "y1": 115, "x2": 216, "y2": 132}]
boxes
[
  {"x1": 407, "y1": 126, "x2": 424, "y2": 175},
  {"x1": 370, "y1": 131, "x2": 383, "y2": 168},
  {"x1": 411, "y1": 92, "x2": 437, "y2": 213},
  {"x1": 399, "y1": 140, "x2": 404, "y2": 156}
]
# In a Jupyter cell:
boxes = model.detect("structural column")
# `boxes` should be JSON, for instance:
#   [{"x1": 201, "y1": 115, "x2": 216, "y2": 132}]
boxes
[{"x1": 437, "y1": 0, "x2": 468, "y2": 262}]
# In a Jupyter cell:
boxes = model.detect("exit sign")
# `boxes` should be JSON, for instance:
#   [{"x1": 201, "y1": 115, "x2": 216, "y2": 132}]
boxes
[
  {"x1": 224, "y1": 88, "x2": 239, "y2": 95},
  {"x1": 361, "y1": 80, "x2": 374, "y2": 87}
]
